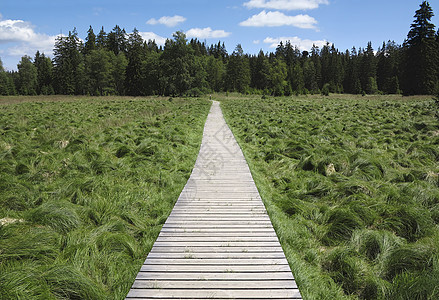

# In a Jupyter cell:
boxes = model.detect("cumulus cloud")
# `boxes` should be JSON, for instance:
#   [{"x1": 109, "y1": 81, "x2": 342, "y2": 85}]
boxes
[
  {"x1": 139, "y1": 32, "x2": 167, "y2": 45},
  {"x1": 186, "y1": 27, "x2": 231, "y2": 39},
  {"x1": 0, "y1": 18, "x2": 59, "y2": 56},
  {"x1": 263, "y1": 36, "x2": 328, "y2": 50},
  {"x1": 243, "y1": 0, "x2": 329, "y2": 11},
  {"x1": 0, "y1": 19, "x2": 39, "y2": 43},
  {"x1": 146, "y1": 15, "x2": 186, "y2": 27},
  {"x1": 240, "y1": 10, "x2": 318, "y2": 29}
]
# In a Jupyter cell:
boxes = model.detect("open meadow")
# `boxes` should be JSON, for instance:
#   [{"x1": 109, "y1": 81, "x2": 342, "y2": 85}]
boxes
[
  {"x1": 1, "y1": 93, "x2": 438, "y2": 300},
  {"x1": 0, "y1": 96, "x2": 211, "y2": 299},
  {"x1": 220, "y1": 94, "x2": 439, "y2": 299}
]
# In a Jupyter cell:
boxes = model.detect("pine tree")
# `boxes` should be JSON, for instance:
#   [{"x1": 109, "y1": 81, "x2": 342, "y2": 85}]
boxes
[
  {"x1": 303, "y1": 59, "x2": 319, "y2": 93},
  {"x1": 269, "y1": 57, "x2": 288, "y2": 96},
  {"x1": 53, "y1": 29, "x2": 84, "y2": 94},
  {"x1": 83, "y1": 26, "x2": 96, "y2": 55},
  {"x1": 402, "y1": 1, "x2": 437, "y2": 95},
  {"x1": 96, "y1": 27, "x2": 107, "y2": 49},
  {"x1": 205, "y1": 55, "x2": 225, "y2": 92},
  {"x1": 311, "y1": 44, "x2": 322, "y2": 89},
  {"x1": 160, "y1": 31, "x2": 194, "y2": 96},
  {"x1": 360, "y1": 42, "x2": 378, "y2": 94},
  {"x1": 252, "y1": 50, "x2": 270, "y2": 91},
  {"x1": 34, "y1": 51, "x2": 54, "y2": 95},
  {"x1": 17, "y1": 56, "x2": 38, "y2": 95},
  {"x1": 107, "y1": 25, "x2": 127, "y2": 55},
  {"x1": 0, "y1": 58, "x2": 10, "y2": 95},
  {"x1": 85, "y1": 49, "x2": 114, "y2": 95},
  {"x1": 377, "y1": 41, "x2": 401, "y2": 94},
  {"x1": 344, "y1": 47, "x2": 362, "y2": 94},
  {"x1": 225, "y1": 44, "x2": 250, "y2": 93},
  {"x1": 125, "y1": 28, "x2": 145, "y2": 96}
]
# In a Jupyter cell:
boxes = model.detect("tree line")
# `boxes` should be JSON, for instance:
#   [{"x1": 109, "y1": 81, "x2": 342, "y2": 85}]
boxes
[{"x1": 0, "y1": 1, "x2": 437, "y2": 97}]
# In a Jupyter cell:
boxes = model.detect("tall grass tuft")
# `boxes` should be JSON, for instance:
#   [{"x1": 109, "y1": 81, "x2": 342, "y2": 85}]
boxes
[
  {"x1": 322, "y1": 207, "x2": 364, "y2": 245},
  {"x1": 381, "y1": 243, "x2": 435, "y2": 281},
  {"x1": 26, "y1": 200, "x2": 81, "y2": 234}
]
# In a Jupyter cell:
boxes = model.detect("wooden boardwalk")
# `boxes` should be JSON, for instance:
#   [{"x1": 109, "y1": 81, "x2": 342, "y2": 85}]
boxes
[{"x1": 126, "y1": 101, "x2": 302, "y2": 299}]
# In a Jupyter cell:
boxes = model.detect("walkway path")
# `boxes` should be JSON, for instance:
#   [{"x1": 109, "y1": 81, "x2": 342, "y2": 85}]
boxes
[{"x1": 126, "y1": 101, "x2": 302, "y2": 299}]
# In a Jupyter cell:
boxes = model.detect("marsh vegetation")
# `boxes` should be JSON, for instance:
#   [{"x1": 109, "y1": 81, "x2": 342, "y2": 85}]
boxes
[
  {"x1": 221, "y1": 94, "x2": 439, "y2": 299},
  {"x1": 0, "y1": 96, "x2": 210, "y2": 299}
]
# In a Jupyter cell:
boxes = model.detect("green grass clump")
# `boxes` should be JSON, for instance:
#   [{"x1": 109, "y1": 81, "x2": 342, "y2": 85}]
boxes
[
  {"x1": 0, "y1": 96, "x2": 210, "y2": 299},
  {"x1": 220, "y1": 94, "x2": 439, "y2": 300}
]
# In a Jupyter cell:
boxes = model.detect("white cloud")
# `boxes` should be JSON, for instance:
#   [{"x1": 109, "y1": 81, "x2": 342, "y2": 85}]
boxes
[
  {"x1": 240, "y1": 10, "x2": 318, "y2": 29},
  {"x1": 253, "y1": 40, "x2": 260, "y2": 44},
  {"x1": 0, "y1": 18, "x2": 59, "y2": 56},
  {"x1": 263, "y1": 36, "x2": 328, "y2": 50},
  {"x1": 0, "y1": 19, "x2": 38, "y2": 43},
  {"x1": 146, "y1": 15, "x2": 186, "y2": 27},
  {"x1": 186, "y1": 27, "x2": 231, "y2": 39},
  {"x1": 244, "y1": 0, "x2": 329, "y2": 11},
  {"x1": 139, "y1": 32, "x2": 167, "y2": 45}
]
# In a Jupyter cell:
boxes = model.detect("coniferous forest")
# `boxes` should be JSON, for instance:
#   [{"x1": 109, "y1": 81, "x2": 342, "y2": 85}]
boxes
[{"x1": 0, "y1": 1, "x2": 438, "y2": 97}]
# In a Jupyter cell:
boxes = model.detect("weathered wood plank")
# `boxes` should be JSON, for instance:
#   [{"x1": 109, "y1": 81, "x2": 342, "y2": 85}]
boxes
[
  {"x1": 139, "y1": 264, "x2": 292, "y2": 272},
  {"x1": 126, "y1": 288, "x2": 302, "y2": 299},
  {"x1": 142, "y1": 258, "x2": 289, "y2": 265},
  {"x1": 155, "y1": 236, "x2": 279, "y2": 242},
  {"x1": 150, "y1": 242, "x2": 281, "y2": 247},
  {"x1": 145, "y1": 252, "x2": 286, "y2": 259},
  {"x1": 158, "y1": 232, "x2": 278, "y2": 237},
  {"x1": 132, "y1": 280, "x2": 297, "y2": 289},
  {"x1": 149, "y1": 246, "x2": 285, "y2": 253},
  {"x1": 159, "y1": 228, "x2": 276, "y2": 233},
  {"x1": 135, "y1": 272, "x2": 295, "y2": 281}
]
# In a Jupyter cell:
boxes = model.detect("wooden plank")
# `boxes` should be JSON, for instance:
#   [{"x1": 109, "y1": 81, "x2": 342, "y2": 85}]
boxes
[
  {"x1": 142, "y1": 258, "x2": 289, "y2": 265},
  {"x1": 139, "y1": 264, "x2": 291, "y2": 272},
  {"x1": 159, "y1": 228, "x2": 276, "y2": 233},
  {"x1": 168, "y1": 210, "x2": 268, "y2": 214},
  {"x1": 150, "y1": 246, "x2": 285, "y2": 253},
  {"x1": 155, "y1": 236, "x2": 279, "y2": 242},
  {"x1": 151, "y1": 242, "x2": 280, "y2": 247},
  {"x1": 158, "y1": 232, "x2": 278, "y2": 237},
  {"x1": 126, "y1": 288, "x2": 302, "y2": 299},
  {"x1": 163, "y1": 221, "x2": 272, "y2": 225},
  {"x1": 135, "y1": 272, "x2": 295, "y2": 281},
  {"x1": 160, "y1": 226, "x2": 273, "y2": 230},
  {"x1": 145, "y1": 252, "x2": 286, "y2": 259},
  {"x1": 171, "y1": 206, "x2": 267, "y2": 210},
  {"x1": 166, "y1": 215, "x2": 270, "y2": 220},
  {"x1": 175, "y1": 202, "x2": 263, "y2": 206},
  {"x1": 131, "y1": 280, "x2": 297, "y2": 289},
  {"x1": 166, "y1": 218, "x2": 270, "y2": 222}
]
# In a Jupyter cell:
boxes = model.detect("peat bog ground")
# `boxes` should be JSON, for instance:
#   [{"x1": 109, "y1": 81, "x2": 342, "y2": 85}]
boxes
[{"x1": 220, "y1": 94, "x2": 439, "y2": 300}]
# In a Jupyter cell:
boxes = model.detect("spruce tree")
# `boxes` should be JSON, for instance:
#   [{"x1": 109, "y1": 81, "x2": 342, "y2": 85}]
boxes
[
  {"x1": 17, "y1": 56, "x2": 38, "y2": 95},
  {"x1": 225, "y1": 44, "x2": 250, "y2": 93},
  {"x1": 0, "y1": 58, "x2": 10, "y2": 95},
  {"x1": 402, "y1": 1, "x2": 437, "y2": 95},
  {"x1": 125, "y1": 28, "x2": 145, "y2": 96},
  {"x1": 84, "y1": 26, "x2": 96, "y2": 55},
  {"x1": 34, "y1": 51, "x2": 54, "y2": 95},
  {"x1": 360, "y1": 42, "x2": 377, "y2": 94}
]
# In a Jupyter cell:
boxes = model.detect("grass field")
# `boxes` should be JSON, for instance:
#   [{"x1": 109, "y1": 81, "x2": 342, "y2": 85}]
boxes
[
  {"x1": 220, "y1": 94, "x2": 439, "y2": 300},
  {"x1": 0, "y1": 96, "x2": 211, "y2": 299}
]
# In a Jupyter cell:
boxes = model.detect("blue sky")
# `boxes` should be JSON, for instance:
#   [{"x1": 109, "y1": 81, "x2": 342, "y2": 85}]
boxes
[{"x1": 1, "y1": 0, "x2": 438, "y2": 70}]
